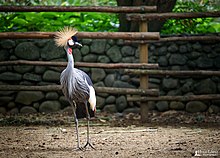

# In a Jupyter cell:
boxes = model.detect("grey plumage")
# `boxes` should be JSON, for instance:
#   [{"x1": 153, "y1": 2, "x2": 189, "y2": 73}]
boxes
[{"x1": 61, "y1": 67, "x2": 90, "y2": 104}]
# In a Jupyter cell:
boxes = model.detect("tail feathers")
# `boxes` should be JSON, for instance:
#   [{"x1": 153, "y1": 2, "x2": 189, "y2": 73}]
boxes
[{"x1": 75, "y1": 102, "x2": 95, "y2": 119}]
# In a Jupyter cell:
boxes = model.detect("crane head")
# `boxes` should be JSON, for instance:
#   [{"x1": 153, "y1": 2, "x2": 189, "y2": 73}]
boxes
[
  {"x1": 54, "y1": 27, "x2": 82, "y2": 48},
  {"x1": 67, "y1": 36, "x2": 82, "y2": 48}
]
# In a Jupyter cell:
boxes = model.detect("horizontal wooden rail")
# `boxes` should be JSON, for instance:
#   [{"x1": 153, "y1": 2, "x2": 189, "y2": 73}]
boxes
[
  {"x1": 96, "y1": 87, "x2": 158, "y2": 96},
  {"x1": 124, "y1": 35, "x2": 220, "y2": 44},
  {"x1": 0, "y1": 32, "x2": 160, "y2": 40},
  {"x1": 128, "y1": 94, "x2": 220, "y2": 102},
  {"x1": 125, "y1": 69, "x2": 220, "y2": 77},
  {"x1": 0, "y1": 85, "x2": 159, "y2": 96},
  {"x1": 0, "y1": 60, "x2": 159, "y2": 69},
  {"x1": 0, "y1": 6, "x2": 157, "y2": 13},
  {"x1": 127, "y1": 11, "x2": 220, "y2": 21}
]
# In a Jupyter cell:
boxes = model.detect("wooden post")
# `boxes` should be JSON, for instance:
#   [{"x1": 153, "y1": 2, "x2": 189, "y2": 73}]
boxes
[{"x1": 139, "y1": 21, "x2": 149, "y2": 123}]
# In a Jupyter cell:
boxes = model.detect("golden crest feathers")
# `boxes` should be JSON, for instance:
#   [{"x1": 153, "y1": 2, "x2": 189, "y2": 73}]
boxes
[{"x1": 54, "y1": 27, "x2": 78, "y2": 47}]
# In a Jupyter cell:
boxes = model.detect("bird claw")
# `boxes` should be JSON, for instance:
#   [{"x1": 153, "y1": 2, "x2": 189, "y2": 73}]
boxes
[
  {"x1": 83, "y1": 141, "x2": 95, "y2": 150},
  {"x1": 75, "y1": 146, "x2": 84, "y2": 151}
]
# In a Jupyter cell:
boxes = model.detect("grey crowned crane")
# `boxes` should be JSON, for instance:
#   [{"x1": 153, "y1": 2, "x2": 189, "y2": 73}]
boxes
[{"x1": 54, "y1": 27, "x2": 96, "y2": 150}]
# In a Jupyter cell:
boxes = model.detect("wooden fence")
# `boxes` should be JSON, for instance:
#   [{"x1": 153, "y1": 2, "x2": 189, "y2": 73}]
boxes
[{"x1": 0, "y1": 5, "x2": 220, "y2": 122}]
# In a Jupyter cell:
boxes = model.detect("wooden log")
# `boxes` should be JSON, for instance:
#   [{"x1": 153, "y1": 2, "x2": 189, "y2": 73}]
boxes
[
  {"x1": 78, "y1": 32, "x2": 160, "y2": 40},
  {"x1": 0, "y1": 60, "x2": 159, "y2": 69},
  {"x1": 0, "y1": 32, "x2": 160, "y2": 40},
  {"x1": 0, "y1": 6, "x2": 157, "y2": 13},
  {"x1": 127, "y1": 94, "x2": 220, "y2": 102},
  {"x1": 0, "y1": 32, "x2": 53, "y2": 39},
  {"x1": 124, "y1": 35, "x2": 220, "y2": 44},
  {"x1": 125, "y1": 69, "x2": 220, "y2": 77},
  {"x1": 127, "y1": 11, "x2": 220, "y2": 21},
  {"x1": 0, "y1": 85, "x2": 159, "y2": 96},
  {"x1": 95, "y1": 87, "x2": 159, "y2": 96},
  {"x1": 0, "y1": 85, "x2": 61, "y2": 91}
]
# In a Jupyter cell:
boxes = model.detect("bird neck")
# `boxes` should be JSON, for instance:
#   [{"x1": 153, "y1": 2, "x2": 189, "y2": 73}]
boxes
[{"x1": 65, "y1": 46, "x2": 75, "y2": 69}]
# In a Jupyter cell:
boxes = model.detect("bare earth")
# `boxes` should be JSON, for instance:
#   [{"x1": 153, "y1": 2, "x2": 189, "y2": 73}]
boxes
[{"x1": 0, "y1": 111, "x2": 219, "y2": 158}]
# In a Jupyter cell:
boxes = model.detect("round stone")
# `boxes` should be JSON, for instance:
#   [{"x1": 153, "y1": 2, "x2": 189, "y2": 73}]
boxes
[
  {"x1": 39, "y1": 101, "x2": 61, "y2": 113},
  {"x1": 0, "y1": 49, "x2": 9, "y2": 61},
  {"x1": 97, "y1": 55, "x2": 110, "y2": 63},
  {"x1": 81, "y1": 45, "x2": 90, "y2": 55},
  {"x1": 106, "y1": 96, "x2": 116, "y2": 104},
  {"x1": 83, "y1": 54, "x2": 97, "y2": 62},
  {"x1": 59, "y1": 96, "x2": 70, "y2": 108},
  {"x1": 167, "y1": 44, "x2": 178, "y2": 53},
  {"x1": 194, "y1": 79, "x2": 216, "y2": 94},
  {"x1": 0, "y1": 96, "x2": 13, "y2": 106},
  {"x1": 8, "y1": 108, "x2": 19, "y2": 114},
  {"x1": 103, "y1": 104, "x2": 117, "y2": 113},
  {"x1": 15, "y1": 42, "x2": 39, "y2": 60},
  {"x1": 90, "y1": 39, "x2": 106, "y2": 54},
  {"x1": 41, "y1": 41, "x2": 64, "y2": 60},
  {"x1": 13, "y1": 65, "x2": 34, "y2": 74},
  {"x1": 121, "y1": 46, "x2": 135, "y2": 56},
  {"x1": 156, "y1": 101, "x2": 169, "y2": 112},
  {"x1": 43, "y1": 70, "x2": 60, "y2": 82},
  {"x1": 186, "y1": 101, "x2": 207, "y2": 113},
  {"x1": 106, "y1": 45, "x2": 122, "y2": 63},
  {"x1": 170, "y1": 101, "x2": 185, "y2": 110},
  {"x1": 0, "y1": 72, "x2": 22, "y2": 81},
  {"x1": 104, "y1": 74, "x2": 116, "y2": 87},
  {"x1": 116, "y1": 96, "x2": 127, "y2": 112},
  {"x1": 0, "y1": 39, "x2": 16, "y2": 49},
  {"x1": 7, "y1": 102, "x2": 16, "y2": 109},
  {"x1": 23, "y1": 73, "x2": 42, "y2": 82},
  {"x1": 15, "y1": 91, "x2": 44, "y2": 105},
  {"x1": 208, "y1": 105, "x2": 220, "y2": 114},
  {"x1": 20, "y1": 106, "x2": 37, "y2": 113},
  {"x1": 162, "y1": 78, "x2": 178, "y2": 90},
  {"x1": 91, "y1": 68, "x2": 106, "y2": 82},
  {"x1": 96, "y1": 96, "x2": 105, "y2": 109},
  {"x1": 45, "y1": 92, "x2": 59, "y2": 100},
  {"x1": 169, "y1": 54, "x2": 187, "y2": 65},
  {"x1": 0, "y1": 107, "x2": 7, "y2": 114}
]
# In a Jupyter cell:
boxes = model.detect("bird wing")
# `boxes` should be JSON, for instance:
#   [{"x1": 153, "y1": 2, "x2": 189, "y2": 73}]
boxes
[
  {"x1": 75, "y1": 69, "x2": 96, "y2": 111},
  {"x1": 78, "y1": 69, "x2": 93, "y2": 86},
  {"x1": 60, "y1": 68, "x2": 96, "y2": 111}
]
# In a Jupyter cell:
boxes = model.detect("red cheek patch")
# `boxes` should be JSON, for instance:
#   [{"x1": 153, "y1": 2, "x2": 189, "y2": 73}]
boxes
[{"x1": 68, "y1": 48, "x2": 72, "y2": 54}]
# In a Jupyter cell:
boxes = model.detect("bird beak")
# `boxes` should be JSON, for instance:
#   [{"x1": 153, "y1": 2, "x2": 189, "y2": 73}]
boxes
[{"x1": 75, "y1": 42, "x2": 82, "y2": 47}]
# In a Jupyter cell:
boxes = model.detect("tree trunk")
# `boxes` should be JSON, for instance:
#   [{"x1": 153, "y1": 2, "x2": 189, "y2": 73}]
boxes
[{"x1": 117, "y1": 0, "x2": 177, "y2": 32}]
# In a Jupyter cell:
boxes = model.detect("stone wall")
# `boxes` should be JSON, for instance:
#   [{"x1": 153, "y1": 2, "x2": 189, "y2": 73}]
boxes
[{"x1": 0, "y1": 38, "x2": 220, "y2": 114}]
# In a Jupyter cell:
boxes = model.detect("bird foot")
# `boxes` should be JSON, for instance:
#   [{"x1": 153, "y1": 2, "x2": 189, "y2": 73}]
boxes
[
  {"x1": 83, "y1": 141, "x2": 95, "y2": 150},
  {"x1": 74, "y1": 146, "x2": 84, "y2": 151}
]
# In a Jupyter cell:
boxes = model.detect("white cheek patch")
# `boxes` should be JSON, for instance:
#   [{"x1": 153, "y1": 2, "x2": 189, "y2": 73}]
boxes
[{"x1": 68, "y1": 39, "x2": 74, "y2": 46}]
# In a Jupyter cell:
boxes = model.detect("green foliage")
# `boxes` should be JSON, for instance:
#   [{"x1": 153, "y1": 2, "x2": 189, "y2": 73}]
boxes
[
  {"x1": 0, "y1": 0, "x2": 118, "y2": 32},
  {"x1": 0, "y1": 12, "x2": 119, "y2": 32},
  {"x1": 0, "y1": 0, "x2": 219, "y2": 34},
  {"x1": 161, "y1": 0, "x2": 220, "y2": 34}
]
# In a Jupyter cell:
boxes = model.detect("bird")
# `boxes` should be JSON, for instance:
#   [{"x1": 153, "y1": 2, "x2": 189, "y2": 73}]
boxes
[{"x1": 54, "y1": 27, "x2": 96, "y2": 150}]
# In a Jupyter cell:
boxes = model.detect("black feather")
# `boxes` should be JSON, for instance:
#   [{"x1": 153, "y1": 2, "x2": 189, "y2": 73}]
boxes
[{"x1": 72, "y1": 36, "x2": 78, "y2": 42}]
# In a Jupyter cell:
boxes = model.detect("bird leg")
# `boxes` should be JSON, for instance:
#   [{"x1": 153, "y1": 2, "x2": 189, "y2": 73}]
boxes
[
  {"x1": 71, "y1": 102, "x2": 83, "y2": 150},
  {"x1": 83, "y1": 102, "x2": 95, "y2": 150}
]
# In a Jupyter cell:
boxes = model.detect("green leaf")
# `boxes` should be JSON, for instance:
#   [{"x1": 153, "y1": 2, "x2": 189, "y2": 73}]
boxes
[{"x1": 12, "y1": 17, "x2": 28, "y2": 25}]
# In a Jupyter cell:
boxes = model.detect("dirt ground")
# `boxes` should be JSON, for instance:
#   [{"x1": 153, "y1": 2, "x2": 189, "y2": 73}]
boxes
[{"x1": 0, "y1": 111, "x2": 219, "y2": 158}]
